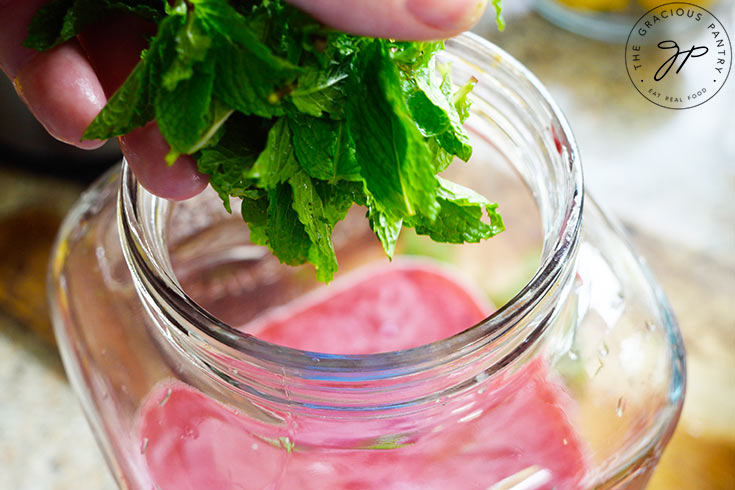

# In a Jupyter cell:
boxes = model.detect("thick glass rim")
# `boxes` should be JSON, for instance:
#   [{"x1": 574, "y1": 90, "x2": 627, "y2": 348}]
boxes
[{"x1": 118, "y1": 32, "x2": 584, "y2": 379}]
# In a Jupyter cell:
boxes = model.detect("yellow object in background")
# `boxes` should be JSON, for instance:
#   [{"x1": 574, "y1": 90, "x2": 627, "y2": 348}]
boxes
[
  {"x1": 557, "y1": 0, "x2": 715, "y2": 13},
  {"x1": 556, "y1": 0, "x2": 630, "y2": 12},
  {"x1": 635, "y1": 0, "x2": 714, "y2": 8}
]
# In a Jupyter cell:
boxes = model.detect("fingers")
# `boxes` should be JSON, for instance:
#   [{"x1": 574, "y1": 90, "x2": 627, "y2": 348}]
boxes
[
  {"x1": 2, "y1": 0, "x2": 483, "y2": 201},
  {"x1": 120, "y1": 123, "x2": 209, "y2": 201},
  {"x1": 77, "y1": 15, "x2": 207, "y2": 200},
  {"x1": 0, "y1": 3, "x2": 205, "y2": 201},
  {"x1": 1, "y1": 0, "x2": 107, "y2": 149},
  {"x1": 14, "y1": 40, "x2": 107, "y2": 150},
  {"x1": 287, "y1": 0, "x2": 488, "y2": 40},
  {"x1": 0, "y1": 0, "x2": 47, "y2": 78}
]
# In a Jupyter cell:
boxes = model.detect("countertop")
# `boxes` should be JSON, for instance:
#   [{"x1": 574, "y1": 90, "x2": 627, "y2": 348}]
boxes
[{"x1": 0, "y1": 3, "x2": 733, "y2": 489}]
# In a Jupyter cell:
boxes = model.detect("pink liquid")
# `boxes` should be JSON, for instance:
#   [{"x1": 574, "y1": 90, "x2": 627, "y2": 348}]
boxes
[{"x1": 137, "y1": 262, "x2": 586, "y2": 489}]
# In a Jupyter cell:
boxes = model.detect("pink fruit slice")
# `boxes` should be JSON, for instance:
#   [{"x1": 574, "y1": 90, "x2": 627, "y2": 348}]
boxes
[
  {"x1": 245, "y1": 260, "x2": 491, "y2": 354},
  {"x1": 136, "y1": 261, "x2": 586, "y2": 489}
]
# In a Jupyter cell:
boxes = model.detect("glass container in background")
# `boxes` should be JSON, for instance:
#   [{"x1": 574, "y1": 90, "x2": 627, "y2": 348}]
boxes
[
  {"x1": 532, "y1": 0, "x2": 719, "y2": 42},
  {"x1": 48, "y1": 33, "x2": 685, "y2": 489}
]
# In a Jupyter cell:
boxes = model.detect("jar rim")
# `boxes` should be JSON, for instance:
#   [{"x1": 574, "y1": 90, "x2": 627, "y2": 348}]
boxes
[{"x1": 118, "y1": 32, "x2": 584, "y2": 380}]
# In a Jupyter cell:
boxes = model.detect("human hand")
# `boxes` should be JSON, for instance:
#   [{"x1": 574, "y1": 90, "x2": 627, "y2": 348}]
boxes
[{"x1": 0, "y1": 0, "x2": 488, "y2": 200}]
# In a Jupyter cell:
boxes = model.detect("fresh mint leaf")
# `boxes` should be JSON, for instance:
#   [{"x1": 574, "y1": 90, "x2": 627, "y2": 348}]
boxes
[
  {"x1": 248, "y1": 118, "x2": 300, "y2": 188},
  {"x1": 24, "y1": 0, "x2": 164, "y2": 51},
  {"x1": 240, "y1": 194, "x2": 270, "y2": 245},
  {"x1": 107, "y1": 0, "x2": 164, "y2": 22},
  {"x1": 23, "y1": 0, "x2": 75, "y2": 51},
  {"x1": 155, "y1": 56, "x2": 216, "y2": 157},
  {"x1": 199, "y1": 0, "x2": 301, "y2": 118},
  {"x1": 197, "y1": 113, "x2": 270, "y2": 209},
  {"x1": 453, "y1": 76, "x2": 476, "y2": 124},
  {"x1": 289, "y1": 66, "x2": 348, "y2": 117},
  {"x1": 289, "y1": 113, "x2": 360, "y2": 182},
  {"x1": 406, "y1": 178, "x2": 504, "y2": 244},
  {"x1": 195, "y1": 0, "x2": 296, "y2": 67},
  {"x1": 391, "y1": 41, "x2": 443, "y2": 67},
  {"x1": 347, "y1": 41, "x2": 439, "y2": 222},
  {"x1": 27, "y1": 0, "x2": 506, "y2": 282},
  {"x1": 435, "y1": 67, "x2": 473, "y2": 161},
  {"x1": 366, "y1": 200, "x2": 403, "y2": 259},
  {"x1": 83, "y1": 12, "x2": 182, "y2": 141},
  {"x1": 266, "y1": 183, "x2": 311, "y2": 266},
  {"x1": 82, "y1": 60, "x2": 153, "y2": 140},
  {"x1": 492, "y1": 0, "x2": 506, "y2": 31},
  {"x1": 240, "y1": 194, "x2": 268, "y2": 224},
  {"x1": 197, "y1": 146, "x2": 257, "y2": 211},
  {"x1": 212, "y1": 42, "x2": 294, "y2": 118},
  {"x1": 289, "y1": 171, "x2": 338, "y2": 282},
  {"x1": 315, "y1": 180, "x2": 365, "y2": 225},
  {"x1": 402, "y1": 62, "x2": 472, "y2": 162},
  {"x1": 404, "y1": 85, "x2": 453, "y2": 138},
  {"x1": 161, "y1": 11, "x2": 211, "y2": 90}
]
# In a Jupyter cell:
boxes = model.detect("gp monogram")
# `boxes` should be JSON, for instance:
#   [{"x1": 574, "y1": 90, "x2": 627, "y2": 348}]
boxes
[{"x1": 626, "y1": 2, "x2": 732, "y2": 109}]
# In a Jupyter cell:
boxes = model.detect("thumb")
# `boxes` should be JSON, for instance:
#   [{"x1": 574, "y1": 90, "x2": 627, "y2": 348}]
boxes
[{"x1": 286, "y1": 0, "x2": 488, "y2": 40}]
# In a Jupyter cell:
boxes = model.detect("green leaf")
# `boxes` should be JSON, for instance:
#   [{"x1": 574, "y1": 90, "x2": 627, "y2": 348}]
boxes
[
  {"x1": 249, "y1": 118, "x2": 300, "y2": 188},
  {"x1": 289, "y1": 66, "x2": 348, "y2": 118},
  {"x1": 193, "y1": 0, "x2": 293, "y2": 66},
  {"x1": 23, "y1": 0, "x2": 503, "y2": 283},
  {"x1": 82, "y1": 12, "x2": 182, "y2": 141},
  {"x1": 155, "y1": 57, "x2": 216, "y2": 156},
  {"x1": 429, "y1": 141, "x2": 454, "y2": 174},
  {"x1": 212, "y1": 42, "x2": 294, "y2": 118},
  {"x1": 241, "y1": 194, "x2": 268, "y2": 224},
  {"x1": 406, "y1": 178, "x2": 504, "y2": 244},
  {"x1": 435, "y1": 66, "x2": 474, "y2": 161},
  {"x1": 197, "y1": 146, "x2": 257, "y2": 211},
  {"x1": 405, "y1": 87, "x2": 452, "y2": 138},
  {"x1": 82, "y1": 61, "x2": 153, "y2": 141},
  {"x1": 196, "y1": 0, "x2": 300, "y2": 118},
  {"x1": 23, "y1": 0, "x2": 165, "y2": 51},
  {"x1": 347, "y1": 41, "x2": 439, "y2": 223},
  {"x1": 241, "y1": 194, "x2": 270, "y2": 245},
  {"x1": 315, "y1": 180, "x2": 365, "y2": 225},
  {"x1": 453, "y1": 75, "x2": 476, "y2": 124},
  {"x1": 266, "y1": 183, "x2": 311, "y2": 266},
  {"x1": 289, "y1": 113, "x2": 360, "y2": 182},
  {"x1": 492, "y1": 0, "x2": 506, "y2": 31},
  {"x1": 391, "y1": 41, "x2": 444, "y2": 68},
  {"x1": 107, "y1": 0, "x2": 164, "y2": 22},
  {"x1": 402, "y1": 62, "x2": 472, "y2": 162},
  {"x1": 197, "y1": 113, "x2": 271, "y2": 209},
  {"x1": 367, "y1": 200, "x2": 403, "y2": 259},
  {"x1": 162, "y1": 11, "x2": 211, "y2": 90},
  {"x1": 289, "y1": 171, "x2": 338, "y2": 283},
  {"x1": 23, "y1": 0, "x2": 75, "y2": 51}
]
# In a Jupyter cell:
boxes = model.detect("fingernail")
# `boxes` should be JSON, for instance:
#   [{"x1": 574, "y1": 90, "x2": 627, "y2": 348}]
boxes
[
  {"x1": 121, "y1": 123, "x2": 209, "y2": 201},
  {"x1": 406, "y1": 0, "x2": 487, "y2": 32}
]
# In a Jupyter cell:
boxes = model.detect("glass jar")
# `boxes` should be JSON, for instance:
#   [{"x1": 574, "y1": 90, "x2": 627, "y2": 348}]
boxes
[
  {"x1": 532, "y1": 0, "x2": 644, "y2": 43},
  {"x1": 532, "y1": 0, "x2": 722, "y2": 43},
  {"x1": 49, "y1": 33, "x2": 685, "y2": 489}
]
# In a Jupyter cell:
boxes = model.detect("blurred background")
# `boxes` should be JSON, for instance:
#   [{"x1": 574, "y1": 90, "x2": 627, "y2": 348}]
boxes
[{"x1": 0, "y1": 1, "x2": 732, "y2": 488}]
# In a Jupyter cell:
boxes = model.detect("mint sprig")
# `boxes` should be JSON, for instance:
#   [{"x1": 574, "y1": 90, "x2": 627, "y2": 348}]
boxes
[
  {"x1": 27, "y1": 0, "x2": 505, "y2": 283},
  {"x1": 23, "y1": 0, "x2": 164, "y2": 51}
]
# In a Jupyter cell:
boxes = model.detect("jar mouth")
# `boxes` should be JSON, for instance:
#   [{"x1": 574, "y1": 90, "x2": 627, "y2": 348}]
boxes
[{"x1": 119, "y1": 32, "x2": 583, "y2": 379}]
